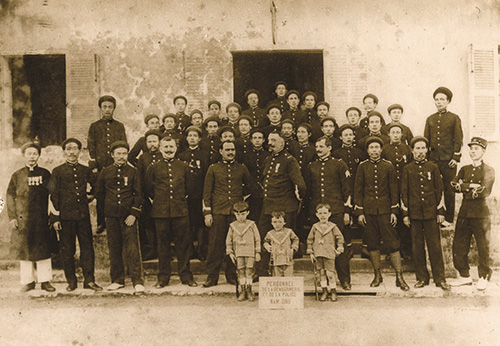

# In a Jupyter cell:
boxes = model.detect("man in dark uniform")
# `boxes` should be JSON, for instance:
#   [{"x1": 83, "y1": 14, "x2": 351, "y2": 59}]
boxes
[
  {"x1": 49, "y1": 138, "x2": 102, "y2": 292},
  {"x1": 282, "y1": 90, "x2": 307, "y2": 126},
  {"x1": 304, "y1": 136, "x2": 353, "y2": 290},
  {"x1": 354, "y1": 136, "x2": 409, "y2": 291},
  {"x1": 344, "y1": 107, "x2": 368, "y2": 148},
  {"x1": 95, "y1": 141, "x2": 144, "y2": 292},
  {"x1": 145, "y1": 136, "x2": 197, "y2": 287},
  {"x1": 173, "y1": 95, "x2": 191, "y2": 134},
  {"x1": 266, "y1": 81, "x2": 289, "y2": 113},
  {"x1": 242, "y1": 89, "x2": 268, "y2": 128},
  {"x1": 200, "y1": 117, "x2": 222, "y2": 165},
  {"x1": 320, "y1": 117, "x2": 342, "y2": 152},
  {"x1": 202, "y1": 141, "x2": 256, "y2": 287},
  {"x1": 178, "y1": 126, "x2": 210, "y2": 261},
  {"x1": 451, "y1": 137, "x2": 495, "y2": 290},
  {"x1": 235, "y1": 115, "x2": 253, "y2": 163},
  {"x1": 226, "y1": 103, "x2": 242, "y2": 131},
  {"x1": 401, "y1": 136, "x2": 450, "y2": 291},
  {"x1": 161, "y1": 113, "x2": 184, "y2": 148},
  {"x1": 381, "y1": 104, "x2": 414, "y2": 146},
  {"x1": 136, "y1": 130, "x2": 163, "y2": 260},
  {"x1": 424, "y1": 87, "x2": 463, "y2": 226},
  {"x1": 129, "y1": 114, "x2": 161, "y2": 166},
  {"x1": 302, "y1": 91, "x2": 319, "y2": 124},
  {"x1": 358, "y1": 111, "x2": 390, "y2": 152},
  {"x1": 208, "y1": 100, "x2": 222, "y2": 119},
  {"x1": 87, "y1": 95, "x2": 127, "y2": 234},
  {"x1": 256, "y1": 132, "x2": 307, "y2": 277},
  {"x1": 311, "y1": 101, "x2": 330, "y2": 142},
  {"x1": 359, "y1": 93, "x2": 385, "y2": 130},
  {"x1": 261, "y1": 105, "x2": 283, "y2": 138},
  {"x1": 7, "y1": 142, "x2": 55, "y2": 292}
]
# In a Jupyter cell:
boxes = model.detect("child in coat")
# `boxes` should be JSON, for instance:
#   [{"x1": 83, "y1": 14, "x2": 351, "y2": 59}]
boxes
[
  {"x1": 307, "y1": 203, "x2": 345, "y2": 302},
  {"x1": 226, "y1": 201, "x2": 261, "y2": 301}
]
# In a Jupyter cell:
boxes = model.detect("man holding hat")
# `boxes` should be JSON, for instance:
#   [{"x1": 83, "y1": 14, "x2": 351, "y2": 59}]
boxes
[
  {"x1": 49, "y1": 138, "x2": 102, "y2": 291},
  {"x1": 354, "y1": 136, "x2": 409, "y2": 291},
  {"x1": 129, "y1": 114, "x2": 161, "y2": 166},
  {"x1": 267, "y1": 81, "x2": 289, "y2": 113},
  {"x1": 7, "y1": 142, "x2": 55, "y2": 292},
  {"x1": 95, "y1": 141, "x2": 144, "y2": 292},
  {"x1": 242, "y1": 89, "x2": 268, "y2": 128},
  {"x1": 88, "y1": 95, "x2": 127, "y2": 234},
  {"x1": 424, "y1": 87, "x2": 463, "y2": 226},
  {"x1": 401, "y1": 136, "x2": 450, "y2": 290},
  {"x1": 451, "y1": 137, "x2": 495, "y2": 290}
]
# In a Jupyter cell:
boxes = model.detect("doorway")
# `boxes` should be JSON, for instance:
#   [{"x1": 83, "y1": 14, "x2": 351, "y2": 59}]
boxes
[{"x1": 232, "y1": 50, "x2": 324, "y2": 108}]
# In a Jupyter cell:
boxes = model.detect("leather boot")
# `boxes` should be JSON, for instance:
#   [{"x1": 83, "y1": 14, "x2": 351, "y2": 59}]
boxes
[
  {"x1": 319, "y1": 288, "x2": 328, "y2": 301},
  {"x1": 237, "y1": 285, "x2": 246, "y2": 301},
  {"x1": 369, "y1": 251, "x2": 383, "y2": 287},
  {"x1": 330, "y1": 289, "x2": 338, "y2": 302},
  {"x1": 396, "y1": 271, "x2": 410, "y2": 291},
  {"x1": 247, "y1": 285, "x2": 255, "y2": 301}
]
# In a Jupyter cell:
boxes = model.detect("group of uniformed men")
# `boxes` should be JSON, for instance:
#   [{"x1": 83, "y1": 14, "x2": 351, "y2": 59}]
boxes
[{"x1": 7, "y1": 82, "x2": 495, "y2": 294}]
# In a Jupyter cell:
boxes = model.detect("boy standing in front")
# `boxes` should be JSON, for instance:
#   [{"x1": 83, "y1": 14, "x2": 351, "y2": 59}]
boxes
[{"x1": 226, "y1": 201, "x2": 261, "y2": 301}]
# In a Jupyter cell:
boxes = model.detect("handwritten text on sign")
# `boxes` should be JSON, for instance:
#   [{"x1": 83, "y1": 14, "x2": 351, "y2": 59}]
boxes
[{"x1": 259, "y1": 277, "x2": 304, "y2": 309}]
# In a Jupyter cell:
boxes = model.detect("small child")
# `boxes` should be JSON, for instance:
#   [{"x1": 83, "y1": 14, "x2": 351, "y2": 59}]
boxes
[
  {"x1": 263, "y1": 211, "x2": 300, "y2": 277},
  {"x1": 226, "y1": 201, "x2": 261, "y2": 301},
  {"x1": 307, "y1": 203, "x2": 345, "y2": 302}
]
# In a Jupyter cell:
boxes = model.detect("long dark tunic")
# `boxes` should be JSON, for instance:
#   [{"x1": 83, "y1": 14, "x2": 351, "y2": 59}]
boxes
[{"x1": 7, "y1": 165, "x2": 52, "y2": 261}]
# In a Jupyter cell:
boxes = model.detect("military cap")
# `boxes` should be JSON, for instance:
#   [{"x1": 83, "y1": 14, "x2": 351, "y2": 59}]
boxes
[
  {"x1": 281, "y1": 119, "x2": 296, "y2": 127},
  {"x1": 190, "y1": 109, "x2": 203, "y2": 117},
  {"x1": 218, "y1": 126, "x2": 236, "y2": 137},
  {"x1": 338, "y1": 124, "x2": 355, "y2": 135},
  {"x1": 245, "y1": 89, "x2": 260, "y2": 100},
  {"x1": 468, "y1": 136, "x2": 487, "y2": 150},
  {"x1": 302, "y1": 91, "x2": 317, "y2": 102},
  {"x1": 274, "y1": 81, "x2": 288, "y2": 89},
  {"x1": 98, "y1": 95, "x2": 116, "y2": 108},
  {"x1": 173, "y1": 95, "x2": 187, "y2": 104},
  {"x1": 286, "y1": 90, "x2": 300, "y2": 99},
  {"x1": 320, "y1": 116, "x2": 336, "y2": 126},
  {"x1": 367, "y1": 111, "x2": 384, "y2": 122},
  {"x1": 363, "y1": 93, "x2": 379, "y2": 104},
  {"x1": 387, "y1": 123, "x2": 404, "y2": 132},
  {"x1": 409, "y1": 136, "x2": 429, "y2": 149},
  {"x1": 266, "y1": 104, "x2": 282, "y2": 114},
  {"x1": 144, "y1": 114, "x2": 159, "y2": 125},
  {"x1": 21, "y1": 141, "x2": 41, "y2": 154},
  {"x1": 162, "y1": 113, "x2": 178, "y2": 124},
  {"x1": 433, "y1": 87, "x2": 453, "y2": 102},
  {"x1": 387, "y1": 104, "x2": 404, "y2": 113},
  {"x1": 61, "y1": 137, "x2": 82, "y2": 150},
  {"x1": 208, "y1": 100, "x2": 221, "y2": 109},
  {"x1": 225, "y1": 102, "x2": 242, "y2": 113},
  {"x1": 144, "y1": 130, "x2": 162, "y2": 140},
  {"x1": 250, "y1": 128, "x2": 266, "y2": 137},
  {"x1": 365, "y1": 136, "x2": 384, "y2": 149},
  {"x1": 110, "y1": 141, "x2": 129, "y2": 152},
  {"x1": 184, "y1": 126, "x2": 202, "y2": 137},
  {"x1": 203, "y1": 116, "x2": 220, "y2": 127},
  {"x1": 238, "y1": 115, "x2": 253, "y2": 124},
  {"x1": 297, "y1": 123, "x2": 313, "y2": 134},
  {"x1": 316, "y1": 101, "x2": 330, "y2": 110},
  {"x1": 345, "y1": 106, "x2": 362, "y2": 117}
]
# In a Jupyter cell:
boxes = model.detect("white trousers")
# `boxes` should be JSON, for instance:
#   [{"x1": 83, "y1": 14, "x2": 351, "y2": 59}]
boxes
[{"x1": 20, "y1": 259, "x2": 52, "y2": 284}]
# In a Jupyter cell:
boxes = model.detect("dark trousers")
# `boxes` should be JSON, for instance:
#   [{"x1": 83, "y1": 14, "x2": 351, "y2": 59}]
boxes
[
  {"x1": 187, "y1": 199, "x2": 207, "y2": 259},
  {"x1": 205, "y1": 214, "x2": 236, "y2": 282},
  {"x1": 410, "y1": 219, "x2": 446, "y2": 283},
  {"x1": 437, "y1": 160, "x2": 457, "y2": 223},
  {"x1": 453, "y1": 217, "x2": 492, "y2": 279},
  {"x1": 310, "y1": 213, "x2": 351, "y2": 285},
  {"x1": 155, "y1": 217, "x2": 193, "y2": 283},
  {"x1": 256, "y1": 211, "x2": 297, "y2": 276},
  {"x1": 105, "y1": 217, "x2": 144, "y2": 286},
  {"x1": 247, "y1": 196, "x2": 263, "y2": 224},
  {"x1": 364, "y1": 214, "x2": 400, "y2": 252},
  {"x1": 397, "y1": 214, "x2": 412, "y2": 258},
  {"x1": 139, "y1": 198, "x2": 157, "y2": 259},
  {"x1": 59, "y1": 218, "x2": 95, "y2": 285}
]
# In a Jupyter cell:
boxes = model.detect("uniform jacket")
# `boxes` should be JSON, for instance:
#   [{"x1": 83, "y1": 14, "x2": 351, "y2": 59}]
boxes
[
  {"x1": 129, "y1": 136, "x2": 148, "y2": 166},
  {"x1": 200, "y1": 135, "x2": 222, "y2": 165},
  {"x1": 358, "y1": 133, "x2": 390, "y2": 153},
  {"x1": 261, "y1": 149, "x2": 307, "y2": 214},
  {"x1": 177, "y1": 146, "x2": 210, "y2": 200},
  {"x1": 95, "y1": 163, "x2": 143, "y2": 218},
  {"x1": 354, "y1": 158, "x2": 399, "y2": 215},
  {"x1": 264, "y1": 228, "x2": 299, "y2": 266},
  {"x1": 145, "y1": 158, "x2": 189, "y2": 218},
  {"x1": 424, "y1": 111, "x2": 463, "y2": 162},
  {"x1": 176, "y1": 112, "x2": 191, "y2": 134},
  {"x1": 451, "y1": 161, "x2": 495, "y2": 218},
  {"x1": 87, "y1": 118, "x2": 127, "y2": 170},
  {"x1": 242, "y1": 107, "x2": 268, "y2": 128},
  {"x1": 203, "y1": 160, "x2": 255, "y2": 215},
  {"x1": 235, "y1": 136, "x2": 252, "y2": 163},
  {"x1": 401, "y1": 160, "x2": 444, "y2": 220},
  {"x1": 306, "y1": 221, "x2": 344, "y2": 259},
  {"x1": 226, "y1": 220, "x2": 261, "y2": 257},
  {"x1": 243, "y1": 147, "x2": 270, "y2": 199},
  {"x1": 381, "y1": 122, "x2": 414, "y2": 145},
  {"x1": 49, "y1": 162, "x2": 95, "y2": 221},
  {"x1": 282, "y1": 109, "x2": 307, "y2": 127},
  {"x1": 332, "y1": 145, "x2": 364, "y2": 193},
  {"x1": 7, "y1": 165, "x2": 52, "y2": 261},
  {"x1": 304, "y1": 156, "x2": 352, "y2": 215},
  {"x1": 262, "y1": 124, "x2": 282, "y2": 138},
  {"x1": 288, "y1": 142, "x2": 317, "y2": 174},
  {"x1": 136, "y1": 150, "x2": 162, "y2": 185},
  {"x1": 381, "y1": 142, "x2": 412, "y2": 184},
  {"x1": 267, "y1": 97, "x2": 289, "y2": 113}
]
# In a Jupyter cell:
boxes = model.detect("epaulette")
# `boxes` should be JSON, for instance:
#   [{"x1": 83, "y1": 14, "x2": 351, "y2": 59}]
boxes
[
  {"x1": 382, "y1": 159, "x2": 393, "y2": 164},
  {"x1": 359, "y1": 159, "x2": 369, "y2": 165},
  {"x1": 127, "y1": 162, "x2": 135, "y2": 168}
]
